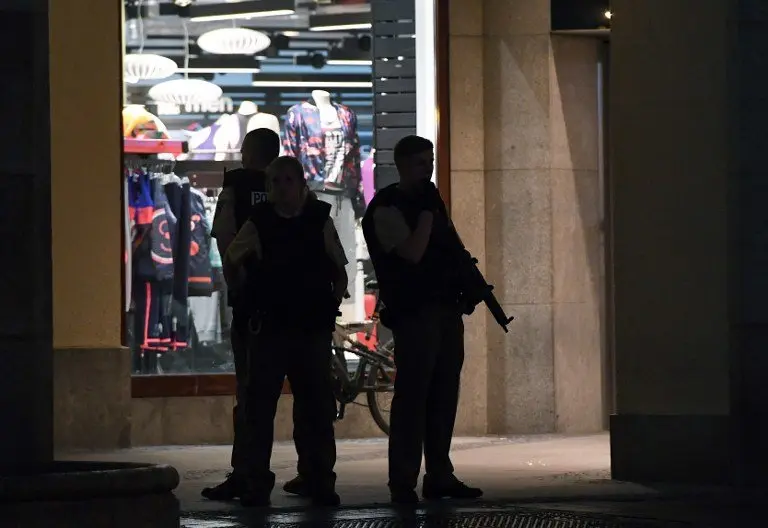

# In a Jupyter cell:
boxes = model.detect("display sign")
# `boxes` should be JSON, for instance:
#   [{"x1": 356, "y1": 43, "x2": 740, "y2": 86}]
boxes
[{"x1": 551, "y1": 0, "x2": 611, "y2": 31}]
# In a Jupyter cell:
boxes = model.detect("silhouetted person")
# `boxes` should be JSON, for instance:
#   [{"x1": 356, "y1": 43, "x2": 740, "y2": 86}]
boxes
[
  {"x1": 361, "y1": 136, "x2": 483, "y2": 504},
  {"x1": 223, "y1": 156, "x2": 346, "y2": 507},
  {"x1": 204, "y1": 129, "x2": 311, "y2": 500}
]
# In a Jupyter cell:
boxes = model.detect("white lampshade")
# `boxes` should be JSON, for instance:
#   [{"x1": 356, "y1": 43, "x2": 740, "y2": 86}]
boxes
[
  {"x1": 148, "y1": 79, "x2": 223, "y2": 105},
  {"x1": 196, "y1": 27, "x2": 271, "y2": 55},
  {"x1": 124, "y1": 54, "x2": 178, "y2": 81}
]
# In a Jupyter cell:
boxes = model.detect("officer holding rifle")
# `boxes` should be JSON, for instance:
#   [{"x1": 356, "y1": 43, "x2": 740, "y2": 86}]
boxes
[{"x1": 362, "y1": 135, "x2": 484, "y2": 504}]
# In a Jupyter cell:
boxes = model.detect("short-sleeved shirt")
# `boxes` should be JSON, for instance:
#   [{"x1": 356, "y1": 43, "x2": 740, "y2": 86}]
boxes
[
  {"x1": 371, "y1": 206, "x2": 411, "y2": 253},
  {"x1": 371, "y1": 203, "x2": 457, "y2": 254}
]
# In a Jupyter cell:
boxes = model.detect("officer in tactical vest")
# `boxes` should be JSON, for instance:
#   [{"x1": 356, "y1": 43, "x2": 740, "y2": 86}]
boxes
[
  {"x1": 223, "y1": 156, "x2": 346, "y2": 508},
  {"x1": 205, "y1": 129, "x2": 311, "y2": 501},
  {"x1": 361, "y1": 136, "x2": 483, "y2": 504}
]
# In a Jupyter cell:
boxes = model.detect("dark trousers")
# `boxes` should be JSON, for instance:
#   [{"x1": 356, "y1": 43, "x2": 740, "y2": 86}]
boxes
[
  {"x1": 230, "y1": 308, "x2": 248, "y2": 473},
  {"x1": 230, "y1": 309, "x2": 314, "y2": 477},
  {"x1": 241, "y1": 326, "x2": 337, "y2": 493},
  {"x1": 388, "y1": 303, "x2": 465, "y2": 491}
]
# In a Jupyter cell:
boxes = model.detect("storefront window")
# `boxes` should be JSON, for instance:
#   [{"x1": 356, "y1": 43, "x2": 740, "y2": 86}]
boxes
[{"x1": 123, "y1": 0, "x2": 435, "y2": 377}]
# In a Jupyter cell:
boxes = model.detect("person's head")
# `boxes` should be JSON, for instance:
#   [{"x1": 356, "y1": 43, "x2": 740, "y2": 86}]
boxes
[
  {"x1": 394, "y1": 135, "x2": 434, "y2": 187},
  {"x1": 266, "y1": 156, "x2": 307, "y2": 210},
  {"x1": 241, "y1": 128, "x2": 280, "y2": 170}
]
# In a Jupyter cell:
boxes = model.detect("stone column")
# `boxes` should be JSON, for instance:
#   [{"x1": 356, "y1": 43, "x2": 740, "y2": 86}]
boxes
[
  {"x1": 449, "y1": 0, "x2": 489, "y2": 435},
  {"x1": 49, "y1": 0, "x2": 130, "y2": 449},
  {"x1": 609, "y1": 0, "x2": 768, "y2": 484},
  {"x1": 481, "y1": 0, "x2": 605, "y2": 434},
  {"x1": 0, "y1": 0, "x2": 54, "y2": 475}
]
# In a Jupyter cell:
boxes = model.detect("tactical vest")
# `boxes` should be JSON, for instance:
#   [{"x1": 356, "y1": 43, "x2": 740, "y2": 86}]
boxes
[
  {"x1": 245, "y1": 199, "x2": 337, "y2": 331},
  {"x1": 222, "y1": 168, "x2": 270, "y2": 232},
  {"x1": 362, "y1": 184, "x2": 460, "y2": 317}
]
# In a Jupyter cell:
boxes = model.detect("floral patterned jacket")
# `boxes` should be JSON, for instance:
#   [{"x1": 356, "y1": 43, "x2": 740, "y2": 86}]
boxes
[{"x1": 282, "y1": 101, "x2": 361, "y2": 192}]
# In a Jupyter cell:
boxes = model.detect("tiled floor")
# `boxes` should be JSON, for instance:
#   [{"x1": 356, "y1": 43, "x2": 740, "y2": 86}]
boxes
[
  {"x1": 59, "y1": 433, "x2": 659, "y2": 512},
  {"x1": 57, "y1": 434, "x2": 764, "y2": 527}
]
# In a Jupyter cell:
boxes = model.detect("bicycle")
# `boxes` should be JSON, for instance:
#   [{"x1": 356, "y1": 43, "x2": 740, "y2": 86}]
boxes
[{"x1": 330, "y1": 282, "x2": 396, "y2": 436}]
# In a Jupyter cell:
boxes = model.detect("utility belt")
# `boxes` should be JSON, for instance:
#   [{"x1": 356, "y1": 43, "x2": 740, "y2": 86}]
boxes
[
  {"x1": 246, "y1": 301, "x2": 340, "y2": 336},
  {"x1": 379, "y1": 286, "x2": 462, "y2": 329}
]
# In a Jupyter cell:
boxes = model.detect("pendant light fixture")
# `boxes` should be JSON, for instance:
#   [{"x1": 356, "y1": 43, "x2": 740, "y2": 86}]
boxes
[
  {"x1": 148, "y1": 21, "x2": 222, "y2": 105},
  {"x1": 124, "y1": 54, "x2": 178, "y2": 83},
  {"x1": 123, "y1": 0, "x2": 177, "y2": 83},
  {"x1": 197, "y1": 27, "x2": 271, "y2": 55}
]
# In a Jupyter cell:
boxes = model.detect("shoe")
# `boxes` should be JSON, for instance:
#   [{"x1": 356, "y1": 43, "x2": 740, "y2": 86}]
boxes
[
  {"x1": 200, "y1": 472, "x2": 245, "y2": 501},
  {"x1": 311, "y1": 490, "x2": 341, "y2": 507},
  {"x1": 283, "y1": 475, "x2": 311, "y2": 497},
  {"x1": 239, "y1": 478, "x2": 272, "y2": 508},
  {"x1": 240, "y1": 487, "x2": 271, "y2": 508},
  {"x1": 422, "y1": 475, "x2": 483, "y2": 500},
  {"x1": 390, "y1": 488, "x2": 419, "y2": 505}
]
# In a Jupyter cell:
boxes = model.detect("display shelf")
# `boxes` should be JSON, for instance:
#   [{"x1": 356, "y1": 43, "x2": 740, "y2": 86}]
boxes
[{"x1": 124, "y1": 138, "x2": 188, "y2": 155}]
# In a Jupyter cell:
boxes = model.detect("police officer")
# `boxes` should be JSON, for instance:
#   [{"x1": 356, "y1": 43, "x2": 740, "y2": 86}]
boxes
[
  {"x1": 204, "y1": 129, "x2": 310, "y2": 500},
  {"x1": 224, "y1": 156, "x2": 346, "y2": 508},
  {"x1": 361, "y1": 136, "x2": 483, "y2": 504}
]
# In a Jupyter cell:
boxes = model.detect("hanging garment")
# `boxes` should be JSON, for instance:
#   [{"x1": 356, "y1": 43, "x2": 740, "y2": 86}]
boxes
[
  {"x1": 189, "y1": 293, "x2": 222, "y2": 344},
  {"x1": 361, "y1": 151, "x2": 376, "y2": 206},
  {"x1": 282, "y1": 101, "x2": 361, "y2": 191},
  {"x1": 123, "y1": 178, "x2": 132, "y2": 312},
  {"x1": 166, "y1": 179, "x2": 192, "y2": 349},
  {"x1": 150, "y1": 176, "x2": 177, "y2": 282},
  {"x1": 127, "y1": 169, "x2": 156, "y2": 280},
  {"x1": 133, "y1": 279, "x2": 174, "y2": 352},
  {"x1": 188, "y1": 187, "x2": 214, "y2": 297}
]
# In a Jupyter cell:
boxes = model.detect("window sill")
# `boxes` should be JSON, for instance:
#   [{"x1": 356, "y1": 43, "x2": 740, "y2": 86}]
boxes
[{"x1": 131, "y1": 374, "x2": 291, "y2": 398}]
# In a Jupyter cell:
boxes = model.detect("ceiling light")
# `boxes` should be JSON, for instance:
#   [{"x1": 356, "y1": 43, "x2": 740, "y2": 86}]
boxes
[
  {"x1": 604, "y1": 10, "x2": 613, "y2": 20},
  {"x1": 124, "y1": 54, "x2": 178, "y2": 82},
  {"x1": 251, "y1": 80, "x2": 373, "y2": 88},
  {"x1": 148, "y1": 78, "x2": 223, "y2": 105},
  {"x1": 197, "y1": 27, "x2": 271, "y2": 55},
  {"x1": 309, "y1": 12, "x2": 372, "y2": 32},
  {"x1": 188, "y1": 0, "x2": 295, "y2": 22},
  {"x1": 326, "y1": 59, "x2": 372, "y2": 66}
]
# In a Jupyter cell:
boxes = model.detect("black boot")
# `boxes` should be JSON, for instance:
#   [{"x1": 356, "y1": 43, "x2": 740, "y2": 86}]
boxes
[
  {"x1": 240, "y1": 477, "x2": 273, "y2": 508},
  {"x1": 283, "y1": 474, "x2": 311, "y2": 497},
  {"x1": 422, "y1": 475, "x2": 483, "y2": 500},
  {"x1": 201, "y1": 472, "x2": 245, "y2": 501},
  {"x1": 390, "y1": 487, "x2": 419, "y2": 505}
]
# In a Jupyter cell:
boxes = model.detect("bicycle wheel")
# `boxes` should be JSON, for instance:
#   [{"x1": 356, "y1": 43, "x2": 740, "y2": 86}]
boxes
[{"x1": 366, "y1": 363, "x2": 394, "y2": 436}]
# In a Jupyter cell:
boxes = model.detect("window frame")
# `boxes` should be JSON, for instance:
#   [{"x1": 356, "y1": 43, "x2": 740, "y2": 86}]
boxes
[{"x1": 131, "y1": 0, "x2": 452, "y2": 399}]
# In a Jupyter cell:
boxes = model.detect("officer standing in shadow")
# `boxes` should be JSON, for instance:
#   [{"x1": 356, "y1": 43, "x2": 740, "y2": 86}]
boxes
[
  {"x1": 204, "y1": 129, "x2": 311, "y2": 501},
  {"x1": 361, "y1": 135, "x2": 483, "y2": 504},
  {"x1": 223, "y1": 156, "x2": 346, "y2": 508}
]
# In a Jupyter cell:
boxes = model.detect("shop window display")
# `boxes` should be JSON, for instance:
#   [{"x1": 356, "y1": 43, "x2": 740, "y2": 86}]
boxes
[{"x1": 122, "y1": 0, "x2": 430, "y2": 376}]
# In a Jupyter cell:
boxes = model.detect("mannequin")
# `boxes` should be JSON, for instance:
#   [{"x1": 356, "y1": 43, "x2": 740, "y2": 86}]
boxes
[
  {"x1": 239, "y1": 101, "x2": 281, "y2": 136},
  {"x1": 311, "y1": 90, "x2": 345, "y2": 191},
  {"x1": 282, "y1": 91, "x2": 363, "y2": 317},
  {"x1": 187, "y1": 114, "x2": 232, "y2": 161}
]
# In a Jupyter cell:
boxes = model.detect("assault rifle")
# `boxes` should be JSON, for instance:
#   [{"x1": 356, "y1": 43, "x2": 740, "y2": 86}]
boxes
[
  {"x1": 448, "y1": 231, "x2": 515, "y2": 333},
  {"x1": 426, "y1": 187, "x2": 513, "y2": 332}
]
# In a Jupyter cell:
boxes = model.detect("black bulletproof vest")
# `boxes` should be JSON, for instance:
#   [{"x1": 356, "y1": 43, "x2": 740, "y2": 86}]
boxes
[
  {"x1": 362, "y1": 184, "x2": 458, "y2": 315},
  {"x1": 246, "y1": 200, "x2": 335, "y2": 328},
  {"x1": 222, "y1": 168, "x2": 269, "y2": 232}
]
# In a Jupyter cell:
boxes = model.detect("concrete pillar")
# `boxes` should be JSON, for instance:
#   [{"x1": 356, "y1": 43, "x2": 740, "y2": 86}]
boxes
[
  {"x1": 0, "y1": 0, "x2": 54, "y2": 475},
  {"x1": 49, "y1": 0, "x2": 130, "y2": 449},
  {"x1": 479, "y1": 0, "x2": 605, "y2": 434},
  {"x1": 448, "y1": 0, "x2": 489, "y2": 435},
  {"x1": 609, "y1": 0, "x2": 768, "y2": 484}
]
